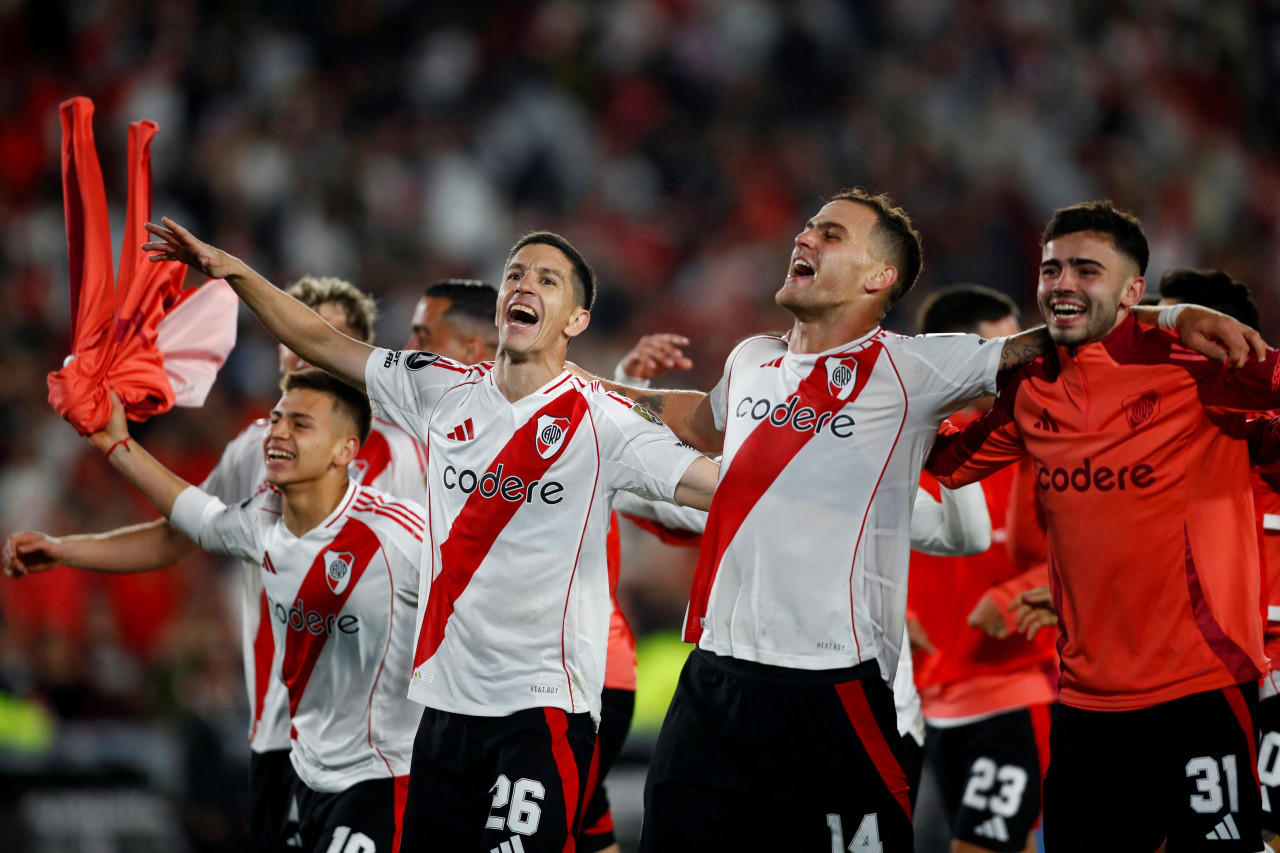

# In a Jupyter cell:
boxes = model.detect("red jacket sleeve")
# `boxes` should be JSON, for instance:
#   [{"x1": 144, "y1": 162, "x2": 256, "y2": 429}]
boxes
[
  {"x1": 1005, "y1": 457, "x2": 1047, "y2": 569},
  {"x1": 926, "y1": 384, "x2": 1028, "y2": 489}
]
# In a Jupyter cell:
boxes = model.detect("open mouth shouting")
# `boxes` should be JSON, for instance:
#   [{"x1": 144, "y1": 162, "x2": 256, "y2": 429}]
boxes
[
  {"x1": 786, "y1": 254, "x2": 815, "y2": 285},
  {"x1": 506, "y1": 302, "x2": 540, "y2": 329}
]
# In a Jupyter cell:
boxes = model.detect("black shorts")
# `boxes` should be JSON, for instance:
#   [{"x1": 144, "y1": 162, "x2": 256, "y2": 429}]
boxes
[
  {"x1": 248, "y1": 748, "x2": 296, "y2": 852},
  {"x1": 926, "y1": 704, "x2": 1053, "y2": 852},
  {"x1": 1044, "y1": 683, "x2": 1260, "y2": 852},
  {"x1": 640, "y1": 649, "x2": 914, "y2": 852},
  {"x1": 399, "y1": 706, "x2": 596, "y2": 853},
  {"x1": 900, "y1": 733, "x2": 925, "y2": 811},
  {"x1": 1257, "y1": 692, "x2": 1280, "y2": 834},
  {"x1": 579, "y1": 687, "x2": 636, "y2": 853},
  {"x1": 295, "y1": 776, "x2": 405, "y2": 853}
]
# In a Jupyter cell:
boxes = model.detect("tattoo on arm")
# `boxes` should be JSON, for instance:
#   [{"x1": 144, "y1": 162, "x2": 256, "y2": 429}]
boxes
[
  {"x1": 635, "y1": 394, "x2": 666, "y2": 415},
  {"x1": 999, "y1": 327, "x2": 1051, "y2": 372}
]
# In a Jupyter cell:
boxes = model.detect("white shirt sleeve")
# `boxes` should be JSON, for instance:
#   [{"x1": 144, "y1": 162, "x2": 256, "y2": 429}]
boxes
[
  {"x1": 909, "y1": 483, "x2": 992, "y2": 557},
  {"x1": 363, "y1": 348, "x2": 474, "y2": 445},
  {"x1": 709, "y1": 337, "x2": 764, "y2": 432},
  {"x1": 169, "y1": 486, "x2": 262, "y2": 563},
  {"x1": 594, "y1": 392, "x2": 703, "y2": 503},
  {"x1": 901, "y1": 333, "x2": 1005, "y2": 422},
  {"x1": 612, "y1": 488, "x2": 709, "y2": 534}
]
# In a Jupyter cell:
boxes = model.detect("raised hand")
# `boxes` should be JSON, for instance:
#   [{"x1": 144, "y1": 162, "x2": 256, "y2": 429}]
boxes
[
  {"x1": 617, "y1": 333, "x2": 693, "y2": 381},
  {"x1": 3, "y1": 532, "x2": 64, "y2": 578},
  {"x1": 142, "y1": 218, "x2": 240, "y2": 280}
]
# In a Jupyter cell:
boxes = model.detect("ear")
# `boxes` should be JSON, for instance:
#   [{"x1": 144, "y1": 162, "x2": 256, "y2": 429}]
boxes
[
  {"x1": 864, "y1": 264, "x2": 899, "y2": 297},
  {"x1": 564, "y1": 307, "x2": 591, "y2": 340},
  {"x1": 333, "y1": 435, "x2": 360, "y2": 469},
  {"x1": 464, "y1": 336, "x2": 486, "y2": 366},
  {"x1": 1120, "y1": 275, "x2": 1146, "y2": 309}
]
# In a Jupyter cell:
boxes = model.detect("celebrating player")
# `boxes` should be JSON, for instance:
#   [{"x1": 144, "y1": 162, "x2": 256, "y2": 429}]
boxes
[
  {"x1": 4, "y1": 276, "x2": 427, "y2": 852},
  {"x1": 86, "y1": 369, "x2": 424, "y2": 852},
  {"x1": 141, "y1": 217, "x2": 719, "y2": 853},
  {"x1": 588, "y1": 188, "x2": 1260, "y2": 851},
  {"x1": 927, "y1": 202, "x2": 1280, "y2": 850}
]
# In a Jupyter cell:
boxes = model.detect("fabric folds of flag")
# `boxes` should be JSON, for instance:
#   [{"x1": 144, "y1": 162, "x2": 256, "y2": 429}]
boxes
[{"x1": 47, "y1": 96, "x2": 235, "y2": 435}]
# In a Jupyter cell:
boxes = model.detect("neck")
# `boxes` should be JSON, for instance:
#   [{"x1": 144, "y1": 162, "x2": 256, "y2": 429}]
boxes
[
  {"x1": 491, "y1": 346, "x2": 567, "y2": 402},
  {"x1": 787, "y1": 303, "x2": 883, "y2": 354},
  {"x1": 279, "y1": 472, "x2": 350, "y2": 537}
]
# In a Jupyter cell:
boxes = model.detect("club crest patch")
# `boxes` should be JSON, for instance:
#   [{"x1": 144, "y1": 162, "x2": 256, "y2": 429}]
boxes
[
  {"x1": 404, "y1": 351, "x2": 440, "y2": 371},
  {"x1": 323, "y1": 550, "x2": 355, "y2": 595},
  {"x1": 1122, "y1": 390, "x2": 1161, "y2": 432},
  {"x1": 825, "y1": 357, "x2": 858, "y2": 401},
  {"x1": 535, "y1": 415, "x2": 571, "y2": 460}
]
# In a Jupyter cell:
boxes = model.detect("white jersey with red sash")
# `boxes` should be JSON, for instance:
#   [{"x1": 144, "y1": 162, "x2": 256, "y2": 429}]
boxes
[
  {"x1": 687, "y1": 329, "x2": 1001, "y2": 680},
  {"x1": 171, "y1": 481, "x2": 425, "y2": 792},
  {"x1": 364, "y1": 348, "x2": 701, "y2": 724},
  {"x1": 200, "y1": 418, "x2": 426, "y2": 754}
]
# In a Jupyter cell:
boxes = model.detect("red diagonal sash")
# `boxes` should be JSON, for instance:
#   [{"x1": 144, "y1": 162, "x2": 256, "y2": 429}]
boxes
[
  {"x1": 684, "y1": 345, "x2": 882, "y2": 643},
  {"x1": 415, "y1": 391, "x2": 589, "y2": 668},
  {"x1": 281, "y1": 517, "x2": 382, "y2": 717}
]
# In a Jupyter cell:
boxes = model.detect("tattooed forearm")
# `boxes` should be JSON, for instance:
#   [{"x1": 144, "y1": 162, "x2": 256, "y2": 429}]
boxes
[
  {"x1": 634, "y1": 394, "x2": 666, "y2": 415},
  {"x1": 998, "y1": 327, "x2": 1051, "y2": 372}
]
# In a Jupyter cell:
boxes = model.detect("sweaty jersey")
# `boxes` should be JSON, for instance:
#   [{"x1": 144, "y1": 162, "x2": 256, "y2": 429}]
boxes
[
  {"x1": 928, "y1": 315, "x2": 1279, "y2": 711},
  {"x1": 687, "y1": 329, "x2": 1002, "y2": 680},
  {"x1": 201, "y1": 417, "x2": 426, "y2": 753},
  {"x1": 364, "y1": 349, "x2": 702, "y2": 723},
  {"x1": 171, "y1": 482, "x2": 425, "y2": 793}
]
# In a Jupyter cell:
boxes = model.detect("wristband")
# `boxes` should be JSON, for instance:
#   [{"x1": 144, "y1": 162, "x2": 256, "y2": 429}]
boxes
[
  {"x1": 105, "y1": 436, "x2": 131, "y2": 459},
  {"x1": 1157, "y1": 303, "x2": 1188, "y2": 331},
  {"x1": 613, "y1": 365, "x2": 652, "y2": 388}
]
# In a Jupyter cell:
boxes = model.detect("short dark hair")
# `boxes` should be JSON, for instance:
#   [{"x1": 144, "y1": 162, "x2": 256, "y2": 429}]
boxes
[
  {"x1": 1159, "y1": 268, "x2": 1260, "y2": 331},
  {"x1": 1042, "y1": 201, "x2": 1149, "y2": 276},
  {"x1": 280, "y1": 368, "x2": 372, "y2": 445},
  {"x1": 286, "y1": 276, "x2": 377, "y2": 344},
  {"x1": 827, "y1": 188, "x2": 923, "y2": 304},
  {"x1": 506, "y1": 231, "x2": 597, "y2": 310},
  {"x1": 917, "y1": 284, "x2": 1020, "y2": 335},
  {"x1": 424, "y1": 279, "x2": 499, "y2": 324}
]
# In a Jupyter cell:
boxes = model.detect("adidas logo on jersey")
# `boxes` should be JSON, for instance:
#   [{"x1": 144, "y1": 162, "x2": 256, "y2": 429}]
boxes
[
  {"x1": 535, "y1": 415, "x2": 571, "y2": 459},
  {"x1": 490, "y1": 837, "x2": 526, "y2": 853},
  {"x1": 1033, "y1": 408, "x2": 1060, "y2": 432},
  {"x1": 1205, "y1": 813, "x2": 1241, "y2": 840},
  {"x1": 447, "y1": 419, "x2": 476, "y2": 441},
  {"x1": 973, "y1": 814, "x2": 1009, "y2": 843},
  {"x1": 323, "y1": 550, "x2": 354, "y2": 595}
]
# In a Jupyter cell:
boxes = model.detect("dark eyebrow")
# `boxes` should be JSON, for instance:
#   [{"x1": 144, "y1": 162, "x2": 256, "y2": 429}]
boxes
[
  {"x1": 1041, "y1": 256, "x2": 1106, "y2": 271},
  {"x1": 808, "y1": 218, "x2": 848, "y2": 236}
]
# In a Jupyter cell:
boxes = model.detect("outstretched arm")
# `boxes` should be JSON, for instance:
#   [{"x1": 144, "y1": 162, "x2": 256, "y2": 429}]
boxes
[
  {"x1": 143, "y1": 218, "x2": 373, "y2": 390},
  {"x1": 3, "y1": 520, "x2": 197, "y2": 578},
  {"x1": 1132, "y1": 303, "x2": 1268, "y2": 368},
  {"x1": 87, "y1": 394, "x2": 193, "y2": 521}
]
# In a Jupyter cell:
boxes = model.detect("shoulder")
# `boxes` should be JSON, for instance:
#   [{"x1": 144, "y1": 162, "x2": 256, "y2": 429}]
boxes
[
  {"x1": 350, "y1": 486, "x2": 426, "y2": 541},
  {"x1": 370, "y1": 349, "x2": 486, "y2": 385},
  {"x1": 726, "y1": 334, "x2": 786, "y2": 370}
]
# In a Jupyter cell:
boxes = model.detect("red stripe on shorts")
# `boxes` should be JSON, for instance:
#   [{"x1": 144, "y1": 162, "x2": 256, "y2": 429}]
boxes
[
  {"x1": 1224, "y1": 685, "x2": 1260, "y2": 788},
  {"x1": 392, "y1": 774, "x2": 409, "y2": 853},
  {"x1": 544, "y1": 709, "x2": 581, "y2": 850},
  {"x1": 834, "y1": 679, "x2": 912, "y2": 818}
]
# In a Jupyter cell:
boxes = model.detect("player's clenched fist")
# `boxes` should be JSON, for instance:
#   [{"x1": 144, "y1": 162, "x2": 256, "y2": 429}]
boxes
[{"x1": 2, "y1": 532, "x2": 63, "y2": 578}]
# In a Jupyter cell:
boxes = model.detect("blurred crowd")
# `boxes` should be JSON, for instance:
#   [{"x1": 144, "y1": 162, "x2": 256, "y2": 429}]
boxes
[{"x1": 1, "y1": 0, "x2": 1278, "y2": 847}]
